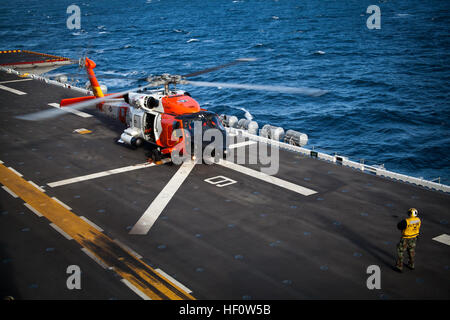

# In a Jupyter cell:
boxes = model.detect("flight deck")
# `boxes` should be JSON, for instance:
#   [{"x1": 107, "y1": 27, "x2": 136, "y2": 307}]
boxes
[{"x1": 0, "y1": 64, "x2": 449, "y2": 300}]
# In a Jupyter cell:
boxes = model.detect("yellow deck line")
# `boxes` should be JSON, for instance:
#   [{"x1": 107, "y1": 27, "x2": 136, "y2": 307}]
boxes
[{"x1": 0, "y1": 163, "x2": 195, "y2": 300}]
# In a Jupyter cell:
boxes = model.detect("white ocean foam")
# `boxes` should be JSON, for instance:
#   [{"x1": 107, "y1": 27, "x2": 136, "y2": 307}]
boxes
[
  {"x1": 100, "y1": 78, "x2": 133, "y2": 88},
  {"x1": 187, "y1": 39, "x2": 200, "y2": 43},
  {"x1": 101, "y1": 70, "x2": 141, "y2": 77},
  {"x1": 240, "y1": 107, "x2": 254, "y2": 121},
  {"x1": 226, "y1": 106, "x2": 254, "y2": 121}
]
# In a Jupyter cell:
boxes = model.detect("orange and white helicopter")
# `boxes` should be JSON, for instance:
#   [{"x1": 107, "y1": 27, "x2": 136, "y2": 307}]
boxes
[{"x1": 18, "y1": 56, "x2": 328, "y2": 163}]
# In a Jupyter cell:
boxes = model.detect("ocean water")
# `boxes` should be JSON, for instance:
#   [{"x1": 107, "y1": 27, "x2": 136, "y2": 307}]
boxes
[{"x1": 1, "y1": 0, "x2": 449, "y2": 183}]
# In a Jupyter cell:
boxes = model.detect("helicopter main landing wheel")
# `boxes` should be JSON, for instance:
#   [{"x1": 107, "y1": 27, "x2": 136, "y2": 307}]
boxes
[{"x1": 150, "y1": 149, "x2": 162, "y2": 164}]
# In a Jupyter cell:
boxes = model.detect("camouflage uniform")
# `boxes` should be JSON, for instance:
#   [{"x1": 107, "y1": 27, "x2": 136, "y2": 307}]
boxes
[
  {"x1": 395, "y1": 211, "x2": 421, "y2": 271},
  {"x1": 396, "y1": 237, "x2": 417, "y2": 270}
]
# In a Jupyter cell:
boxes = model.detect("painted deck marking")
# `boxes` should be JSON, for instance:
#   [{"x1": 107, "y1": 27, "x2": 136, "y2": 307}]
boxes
[
  {"x1": 81, "y1": 248, "x2": 109, "y2": 269},
  {"x1": 432, "y1": 234, "x2": 450, "y2": 246},
  {"x1": 217, "y1": 159, "x2": 317, "y2": 196},
  {"x1": 47, "y1": 162, "x2": 154, "y2": 187},
  {"x1": 7, "y1": 167, "x2": 23, "y2": 177},
  {"x1": 28, "y1": 180, "x2": 45, "y2": 192},
  {"x1": 0, "y1": 163, "x2": 195, "y2": 300},
  {"x1": 130, "y1": 161, "x2": 196, "y2": 235},
  {"x1": 51, "y1": 197, "x2": 72, "y2": 210},
  {"x1": 2, "y1": 185, "x2": 18, "y2": 198},
  {"x1": 80, "y1": 216, "x2": 104, "y2": 232},
  {"x1": 204, "y1": 175, "x2": 237, "y2": 187},
  {"x1": 49, "y1": 223, "x2": 73, "y2": 240},
  {"x1": 24, "y1": 203, "x2": 43, "y2": 217},
  {"x1": 113, "y1": 239, "x2": 143, "y2": 260},
  {"x1": 0, "y1": 79, "x2": 33, "y2": 85},
  {"x1": 48, "y1": 102, "x2": 93, "y2": 118},
  {"x1": 0, "y1": 84, "x2": 27, "y2": 95},
  {"x1": 121, "y1": 279, "x2": 152, "y2": 300},
  {"x1": 73, "y1": 128, "x2": 92, "y2": 134},
  {"x1": 155, "y1": 268, "x2": 193, "y2": 294}
]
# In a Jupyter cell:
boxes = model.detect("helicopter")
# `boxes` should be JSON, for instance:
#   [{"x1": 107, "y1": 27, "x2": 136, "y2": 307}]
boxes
[{"x1": 17, "y1": 56, "x2": 328, "y2": 164}]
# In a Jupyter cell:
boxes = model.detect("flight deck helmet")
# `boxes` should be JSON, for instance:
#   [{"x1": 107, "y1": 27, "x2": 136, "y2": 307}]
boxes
[{"x1": 407, "y1": 208, "x2": 418, "y2": 217}]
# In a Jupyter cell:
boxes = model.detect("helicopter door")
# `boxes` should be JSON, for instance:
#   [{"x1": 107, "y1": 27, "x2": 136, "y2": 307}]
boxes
[
  {"x1": 154, "y1": 113, "x2": 162, "y2": 142},
  {"x1": 143, "y1": 113, "x2": 156, "y2": 142}
]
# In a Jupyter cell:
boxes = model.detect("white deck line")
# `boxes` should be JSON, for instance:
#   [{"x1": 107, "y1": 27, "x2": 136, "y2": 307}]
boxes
[
  {"x1": 129, "y1": 161, "x2": 196, "y2": 235},
  {"x1": 47, "y1": 162, "x2": 154, "y2": 187},
  {"x1": 51, "y1": 197, "x2": 72, "y2": 210},
  {"x1": 113, "y1": 239, "x2": 143, "y2": 259},
  {"x1": 28, "y1": 180, "x2": 45, "y2": 192},
  {"x1": 0, "y1": 79, "x2": 33, "y2": 84},
  {"x1": 120, "y1": 279, "x2": 151, "y2": 300},
  {"x1": 81, "y1": 248, "x2": 109, "y2": 269},
  {"x1": 24, "y1": 203, "x2": 43, "y2": 217},
  {"x1": 7, "y1": 167, "x2": 23, "y2": 177},
  {"x1": 0, "y1": 84, "x2": 27, "y2": 95},
  {"x1": 155, "y1": 268, "x2": 193, "y2": 294},
  {"x1": 80, "y1": 216, "x2": 104, "y2": 232},
  {"x1": 49, "y1": 223, "x2": 73, "y2": 240},
  {"x1": 2, "y1": 186, "x2": 18, "y2": 198},
  {"x1": 218, "y1": 159, "x2": 317, "y2": 196},
  {"x1": 432, "y1": 234, "x2": 450, "y2": 246},
  {"x1": 48, "y1": 102, "x2": 93, "y2": 118}
]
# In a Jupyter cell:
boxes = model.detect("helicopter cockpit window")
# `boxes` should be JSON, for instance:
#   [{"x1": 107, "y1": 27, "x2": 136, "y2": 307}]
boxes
[
  {"x1": 208, "y1": 116, "x2": 225, "y2": 130},
  {"x1": 180, "y1": 114, "x2": 225, "y2": 131}
]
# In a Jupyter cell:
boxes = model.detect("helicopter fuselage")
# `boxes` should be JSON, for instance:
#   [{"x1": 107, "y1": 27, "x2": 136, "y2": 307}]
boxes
[{"x1": 99, "y1": 89, "x2": 227, "y2": 159}]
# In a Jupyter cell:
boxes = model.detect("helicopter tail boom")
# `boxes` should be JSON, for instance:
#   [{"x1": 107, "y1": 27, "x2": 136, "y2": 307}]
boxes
[{"x1": 83, "y1": 57, "x2": 104, "y2": 98}]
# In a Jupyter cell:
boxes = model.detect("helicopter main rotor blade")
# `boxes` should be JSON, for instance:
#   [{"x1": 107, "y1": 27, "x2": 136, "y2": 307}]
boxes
[
  {"x1": 52, "y1": 58, "x2": 258, "y2": 83},
  {"x1": 186, "y1": 80, "x2": 328, "y2": 97},
  {"x1": 15, "y1": 82, "x2": 158, "y2": 121},
  {"x1": 182, "y1": 58, "x2": 257, "y2": 78},
  {"x1": 47, "y1": 72, "x2": 133, "y2": 80}
]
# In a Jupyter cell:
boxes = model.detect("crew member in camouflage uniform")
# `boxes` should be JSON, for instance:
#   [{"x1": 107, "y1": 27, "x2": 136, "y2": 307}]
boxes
[{"x1": 395, "y1": 208, "x2": 421, "y2": 272}]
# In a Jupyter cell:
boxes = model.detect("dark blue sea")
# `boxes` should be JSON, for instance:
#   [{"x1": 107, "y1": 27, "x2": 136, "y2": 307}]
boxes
[{"x1": 1, "y1": 0, "x2": 449, "y2": 183}]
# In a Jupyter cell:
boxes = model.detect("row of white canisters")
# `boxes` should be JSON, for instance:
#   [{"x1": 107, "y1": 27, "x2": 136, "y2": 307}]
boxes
[{"x1": 220, "y1": 114, "x2": 308, "y2": 147}]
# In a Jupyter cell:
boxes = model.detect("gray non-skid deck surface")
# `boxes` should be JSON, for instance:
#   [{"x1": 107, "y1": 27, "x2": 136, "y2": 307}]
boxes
[{"x1": 0, "y1": 70, "x2": 449, "y2": 299}]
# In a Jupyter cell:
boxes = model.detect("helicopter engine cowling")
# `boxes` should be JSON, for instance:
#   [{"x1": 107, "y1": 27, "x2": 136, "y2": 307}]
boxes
[{"x1": 127, "y1": 93, "x2": 159, "y2": 110}]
